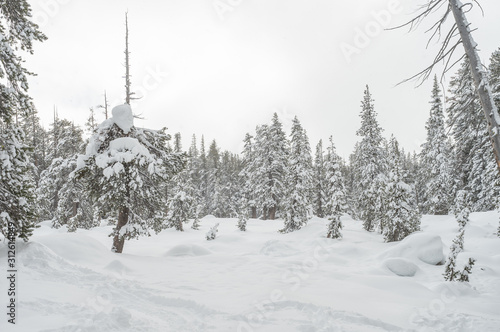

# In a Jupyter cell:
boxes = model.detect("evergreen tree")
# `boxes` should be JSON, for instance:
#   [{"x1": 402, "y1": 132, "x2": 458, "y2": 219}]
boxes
[
  {"x1": 36, "y1": 119, "x2": 84, "y2": 221},
  {"x1": 443, "y1": 230, "x2": 464, "y2": 281},
  {"x1": 240, "y1": 133, "x2": 257, "y2": 218},
  {"x1": 443, "y1": 228, "x2": 475, "y2": 282},
  {"x1": 489, "y1": 48, "x2": 500, "y2": 111},
  {"x1": 53, "y1": 156, "x2": 97, "y2": 231},
  {"x1": 166, "y1": 169, "x2": 194, "y2": 232},
  {"x1": 237, "y1": 197, "x2": 248, "y2": 232},
  {"x1": 199, "y1": 135, "x2": 209, "y2": 215},
  {"x1": 46, "y1": 116, "x2": 84, "y2": 163},
  {"x1": 207, "y1": 140, "x2": 224, "y2": 217},
  {"x1": 206, "y1": 223, "x2": 219, "y2": 240},
  {"x1": 187, "y1": 134, "x2": 203, "y2": 219},
  {"x1": 252, "y1": 114, "x2": 289, "y2": 220},
  {"x1": 351, "y1": 85, "x2": 387, "y2": 231},
  {"x1": 453, "y1": 190, "x2": 470, "y2": 230},
  {"x1": 280, "y1": 117, "x2": 313, "y2": 233},
  {"x1": 419, "y1": 76, "x2": 454, "y2": 215},
  {"x1": 0, "y1": 126, "x2": 37, "y2": 241},
  {"x1": 86, "y1": 107, "x2": 99, "y2": 135},
  {"x1": 74, "y1": 105, "x2": 184, "y2": 253},
  {"x1": 381, "y1": 137, "x2": 421, "y2": 242},
  {"x1": 191, "y1": 207, "x2": 201, "y2": 230},
  {"x1": 313, "y1": 140, "x2": 327, "y2": 218},
  {"x1": 18, "y1": 107, "x2": 48, "y2": 181},
  {"x1": 0, "y1": 0, "x2": 46, "y2": 241},
  {"x1": 325, "y1": 137, "x2": 347, "y2": 239},
  {"x1": 174, "y1": 132, "x2": 182, "y2": 153},
  {"x1": 447, "y1": 60, "x2": 500, "y2": 211}
]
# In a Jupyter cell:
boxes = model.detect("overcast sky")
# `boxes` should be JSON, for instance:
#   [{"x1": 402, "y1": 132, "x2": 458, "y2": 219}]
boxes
[{"x1": 25, "y1": 0, "x2": 500, "y2": 158}]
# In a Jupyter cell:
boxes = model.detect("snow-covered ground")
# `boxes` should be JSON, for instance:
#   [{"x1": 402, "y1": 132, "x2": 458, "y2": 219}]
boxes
[{"x1": 1, "y1": 213, "x2": 500, "y2": 331}]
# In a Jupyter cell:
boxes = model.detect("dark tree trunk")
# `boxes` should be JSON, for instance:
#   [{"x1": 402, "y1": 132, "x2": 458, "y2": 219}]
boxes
[
  {"x1": 112, "y1": 206, "x2": 129, "y2": 253},
  {"x1": 269, "y1": 206, "x2": 276, "y2": 220},
  {"x1": 251, "y1": 207, "x2": 257, "y2": 219},
  {"x1": 72, "y1": 201, "x2": 79, "y2": 217}
]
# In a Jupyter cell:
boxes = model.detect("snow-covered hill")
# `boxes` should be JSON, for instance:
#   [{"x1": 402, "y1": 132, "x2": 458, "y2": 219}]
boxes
[{"x1": 1, "y1": 213, "x2": 500, "y2": 331}]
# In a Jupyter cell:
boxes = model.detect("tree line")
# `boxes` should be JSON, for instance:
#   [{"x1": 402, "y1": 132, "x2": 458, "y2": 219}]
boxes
[{"x1": 1, "y1": 1, "x2": 500, "y2": 255}]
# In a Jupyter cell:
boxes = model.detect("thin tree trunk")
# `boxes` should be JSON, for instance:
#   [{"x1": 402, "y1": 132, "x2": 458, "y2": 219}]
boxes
[
  {"x1": 251, "y1": 206, "x2": 257, "y2": 219},
  {"x1": 112, "y1": 206, "x2": 129, "y2": 253},
  {"x1": 72, "y1": 201, "x2": 79, "y2": 217},
  {"x1": 450, "y1": 0, "x2": 500, "y2": 172},
  {"x1": 269, "y1": 206, "x2": 276, "y2": 220},
  {"x1": 124, "y1": 12, "x2": 132, "y2": 105}
]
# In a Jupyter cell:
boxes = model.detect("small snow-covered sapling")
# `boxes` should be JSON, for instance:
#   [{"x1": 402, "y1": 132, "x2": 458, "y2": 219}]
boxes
[{"x1": 206, "y1": 223, "x2": 219, "y2": 240}]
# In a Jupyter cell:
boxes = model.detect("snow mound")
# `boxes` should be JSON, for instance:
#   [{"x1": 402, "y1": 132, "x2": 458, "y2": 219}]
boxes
[
  {"x1": 380, "y1": 232, "x2": 445, "y2": 265},
  {"x1": 34, "y1": 233, "x2": 113, "y2": 266},
  {"x1": 105, "y1": 260, "x2": 132, "y2": 274},
  {"x1": 16, "y1": 241, "x2": 63, "y2": 269},
  {"x1": 383, "y1": 258, "x2": 419, "y2": 277},
  {"x1": 260, "y1": 240, "x2": 299, "y2": 257},
  {"x1": 201, "y1": 215, "x2": 216, "y2": 220},
  {"x1": 111, "y1": 104, "x2": 134, "y2": 134},
  {"x1": 164, "y1": 244, "x2": 212, "y2": 257}
]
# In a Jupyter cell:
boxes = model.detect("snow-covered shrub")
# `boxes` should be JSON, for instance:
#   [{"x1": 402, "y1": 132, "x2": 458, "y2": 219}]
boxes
[
  {"x1": 206, "y1": 223, "x2": 219, "y2": 240},
  {"x1": 444, "y1": 229, "x2": 475, "y2": 282}
]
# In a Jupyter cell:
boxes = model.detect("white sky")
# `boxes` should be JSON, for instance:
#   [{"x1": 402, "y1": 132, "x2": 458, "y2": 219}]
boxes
[{"x1": 25, "y1": 0, "x2": 500, "y2": 158}]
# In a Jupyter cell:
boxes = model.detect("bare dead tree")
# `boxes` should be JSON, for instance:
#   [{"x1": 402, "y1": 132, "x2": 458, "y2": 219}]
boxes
[
  {"x1": 124, "y1": 11, "x2": 137, "y2": 105},
  {"x1": 390, "y1": 0, "x2": 500, "y2": 172},
  {"x1": 97, "y1": 90, "x2": 109, "y2": 119}
]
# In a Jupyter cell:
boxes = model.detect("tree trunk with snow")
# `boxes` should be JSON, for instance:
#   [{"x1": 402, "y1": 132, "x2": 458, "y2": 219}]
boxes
[
  {"x1": 450, "y1": 0, "x2": 500, "y2": 172},
  {"x1": 112, "y1": 206, "x2": 129, "y2": 253}
]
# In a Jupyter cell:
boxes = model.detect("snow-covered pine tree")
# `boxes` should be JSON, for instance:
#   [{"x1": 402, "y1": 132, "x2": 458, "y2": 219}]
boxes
[
  {"x1": 419, "y1": 76, "x2": 454, "y2": 215},
  {"x1": 191, "y1": 204, "x2": 202, "y2": 230},
  {"x1": 325, "y1": 137, "x2": 347, "y2": 239},
  {"x1": 218, "y1": 151, "x2": 238, "y2": 217},
  {"x1": 443, "y1": 228, "x2": 475, "y2": 282},
  {"x1": 198, "y1": 136, "x2": 209, "y2": 215},
  {"x1": 237, "y1": 197, "x2": 248, "y2": 231},
  {"x1": 45, "y1": 116, "x2": 84, "y2": 164},
  {"x1": 206, "y1": 223, "x2": 219, "y2": 240},
  {"x1": 86, "y1": 107, "x2": 99, "y2": 135},
  {"x1": 443, "y1": 230, "x2": 464, "y2": 281},
  {"x1": 74, "y1": 104, "x2": 185, "y2": 253},
  {"x1": 351, "y1": 85, "x2": 387, "y2": 232},
  {"x1": 54, "y1": 156, "x2": 97, "y2": 231},
  {"x1": 0, "y1": 0, "x2": 46, "y2": 241},
  {"x1": 36, "y1": 119, "x2": 85, "y2": 221},
  {"x1": 447, "y1": 59, "x2": 500, "y2": 211},
  {"x1": 382, "y1": 136, "x2": 421, "y2": 242},
  {"x1": 458, "y1": 258, "x2": 476, "y2": 282},
  {"x1": 280, "y1": 117, "x2": 313, "y2": 233},
  {"x1": 18, "y1": 107, "x2": 48, "y2": 182},
  {"x1": 0, "y1": 127, "x2": 37, "y2": 241},
  {"x1": 206, "y1": 140, "x2": 224, "y2": 217},
  {"x1": 174, "y1": 132, "x2": 182, "y2": 153},
  {"x1": 253, "y1": 114, "x2": 289, "y2": 220},
  {"x1": 453, "y1": 190, "x2": 470, "y2": 230},
  {"x1": 187, "y1": 134, "x2": 202, "y2": 215},
  {"x1": 490, "y1": 48, "x2": 500, "y2": 110},
  {"x1": 313, "y1": 140, "x2": 327, "y2": 218},
  {"x1": 240, "y1": 133, "x2": 257, "y2": 218},
  {"x1": 166, "y1": 169, "x2": 194, "y2": 232}
]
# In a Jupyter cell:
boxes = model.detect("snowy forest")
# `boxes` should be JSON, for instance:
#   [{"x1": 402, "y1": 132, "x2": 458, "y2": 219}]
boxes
[
  {"x1": 5, "y1": 51, "x2": 500, "y2": 252},
  {"x1": 1, "y1": 1, "x2": 500, "y2": 331}
]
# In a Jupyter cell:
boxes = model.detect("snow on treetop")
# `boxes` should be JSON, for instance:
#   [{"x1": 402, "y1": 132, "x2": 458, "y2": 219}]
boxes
[
  {"x1": 112, "y1": 104, "x2": 134, "y2": 134},
  {"x1": 108, "y1": 137, "x2": 150, "y2": 157}
]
